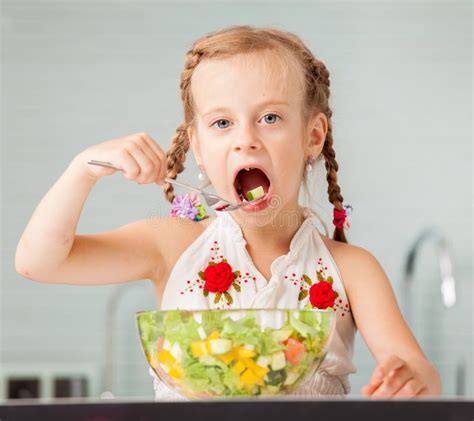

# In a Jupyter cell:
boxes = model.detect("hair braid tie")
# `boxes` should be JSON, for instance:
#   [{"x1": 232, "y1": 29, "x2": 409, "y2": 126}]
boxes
[{"x1": 333, "y1": 208, "x2": 347, "y2": 229}]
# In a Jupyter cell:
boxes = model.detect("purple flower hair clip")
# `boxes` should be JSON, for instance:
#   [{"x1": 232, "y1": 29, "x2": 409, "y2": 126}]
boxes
[{"x1": 170, "y1": 192, "x2": 208, "y2": 221}]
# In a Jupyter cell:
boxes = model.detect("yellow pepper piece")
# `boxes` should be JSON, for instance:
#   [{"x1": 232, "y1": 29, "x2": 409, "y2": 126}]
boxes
[
  {"x1": 158, "y1": 350, "x2": 176, "y2": 367},
  {"x1": 218, "y1": 350, "x2": 236, "y2": 365},
  {"x1": 168, "y1": 363, "x2": 184, "y2": 380},
  {"x1": 191, "y1": 341, "x2": 208, "y2": 358},
  {"x1": 240, "y1": 368, "x2": 263, "y2": 386},
  {"x1": 242, "y1": 358, "x2": 269, "y2": 378},
  {"x1": 208, "y1": 330, "x2": 220, "y2": 340},
  {"x1": 205, "y1": 331, "x2": 221, "y2": 353},
  {"x1": 233, "y1": 360, "x2": 246, "y2": 376},
  {"x1": 236, "y1": 345, "x2": 256, "y2": 358}
]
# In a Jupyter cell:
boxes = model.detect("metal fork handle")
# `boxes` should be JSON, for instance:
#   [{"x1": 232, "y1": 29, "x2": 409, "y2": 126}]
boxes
[
  {"x1": 87, "y1": 159, "x2": 228, "y2": 204},
  {"x1": 87, "y1": 159, "x2": 244, "y2": 211},
  {"x1": 163, "y1": 178, "x2": 202, "y2": 194}
]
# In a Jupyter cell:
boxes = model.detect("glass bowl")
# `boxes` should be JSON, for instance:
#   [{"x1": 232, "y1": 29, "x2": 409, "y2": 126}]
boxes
[{"x1": 136, "y1": 308, "x2": 336, "y2": 399}]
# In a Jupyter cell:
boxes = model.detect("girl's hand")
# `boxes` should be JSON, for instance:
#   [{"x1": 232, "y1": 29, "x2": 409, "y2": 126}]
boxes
[
  {"x1": 76, "y1": 132, "x2": 167, "y2": 185},
  {"x1": 361, "y1": 355, "x2": 429, "y2": 399}
]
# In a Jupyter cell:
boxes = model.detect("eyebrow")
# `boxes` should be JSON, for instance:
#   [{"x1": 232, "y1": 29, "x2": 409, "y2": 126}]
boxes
[{"x1": 201, "y1": 100, "x2": 290, "y2": 118}]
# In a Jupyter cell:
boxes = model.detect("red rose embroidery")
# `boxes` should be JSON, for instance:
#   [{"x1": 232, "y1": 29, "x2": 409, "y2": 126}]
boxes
[
  {"x1": 309, "y1": 280, "x2": 336, "y2": 309},
  {"x1": 203, "y1": 262, "x2": 235, "y2": 293}
]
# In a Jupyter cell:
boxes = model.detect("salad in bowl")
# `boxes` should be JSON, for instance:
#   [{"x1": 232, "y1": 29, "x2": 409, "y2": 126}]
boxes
[{"x1": 136, "y1": 308, "x2": 336, "y2": 399}]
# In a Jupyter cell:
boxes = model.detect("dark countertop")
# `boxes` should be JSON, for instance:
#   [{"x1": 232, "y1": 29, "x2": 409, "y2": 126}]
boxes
[{"x1": 0, "y1": 397, "x2": 472, "y2": 421}]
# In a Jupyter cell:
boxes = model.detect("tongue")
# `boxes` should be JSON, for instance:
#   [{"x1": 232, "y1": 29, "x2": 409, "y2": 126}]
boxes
[{"x1": 238, "y1": 168, "x2": 270, "y2": 198}]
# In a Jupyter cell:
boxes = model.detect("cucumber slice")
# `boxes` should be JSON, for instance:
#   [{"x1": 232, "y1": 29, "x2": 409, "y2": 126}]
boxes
[
  {"x1": 271, "y1": 350, "x2": 286, "y2": 371},
  {"x1": 208, "y1": 338, "x2": 232, "y2": 355},
  {"x1": 265, "y1": 369, "x2": 287, "y2": 386},
  {"x1": 256, "y1": 355, "x2": 272, "y2": 368},
  {"x1": 170, "y1": 342, "x2": 183, "y2": 362},
  {"x1": 246, "y1": 186, "x2": 265, "y2": 201},
  {"x1": 197, "y1": 326, "x2": 207, "y2": 340},
  {"x1": 283, "y1": 370, "x2": 300, "y2": 386},
  {"x1": 271, "y1": 328, "x2": 293, "y2": 343},
  {"x1": 263, "y1": 384, "x2": 281, "y2": 395}
]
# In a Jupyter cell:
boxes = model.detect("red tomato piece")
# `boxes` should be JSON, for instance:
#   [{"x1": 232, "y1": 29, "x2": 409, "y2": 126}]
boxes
[
  {"x1": 284, "y1": 338, "x2": 306, "y2": 365},
  {"x1": 157, "y1": 336, "x2": 165, "y2": 353}
]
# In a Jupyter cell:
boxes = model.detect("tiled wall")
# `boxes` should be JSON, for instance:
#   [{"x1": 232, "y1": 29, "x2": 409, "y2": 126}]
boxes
[{"x1": 2, "y1": 0, "x2": 472, "y2": 400}]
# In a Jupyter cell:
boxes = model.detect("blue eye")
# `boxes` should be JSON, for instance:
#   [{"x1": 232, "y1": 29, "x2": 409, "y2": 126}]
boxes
[
  {"x1": 262, "y1": 113, "x2": 281, "y2": 124},
  {"x1": 211, "y1": 113, "x2": 281, "y2": 129},
  {"x1": 213, "y1": 119, "x2": 231, "y2": 130}
]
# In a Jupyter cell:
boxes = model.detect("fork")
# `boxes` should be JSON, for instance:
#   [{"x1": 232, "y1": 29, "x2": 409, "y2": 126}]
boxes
[{"x1": 87, "y1": 159, "x2": 253, "y2": 212}]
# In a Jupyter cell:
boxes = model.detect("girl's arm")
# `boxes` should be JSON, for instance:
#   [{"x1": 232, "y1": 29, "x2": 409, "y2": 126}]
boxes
[
  {"x1": 15, "y1": 132, "x2": 169, "y2": 285},
  {"x1": 330, "y1": 242, "x2": 442, "y2": 398}
]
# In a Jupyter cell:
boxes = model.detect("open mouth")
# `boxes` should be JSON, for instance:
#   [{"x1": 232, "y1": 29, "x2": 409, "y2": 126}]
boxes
[{"x1": 233, "y1": 166, "x2": 271, "y2": 204}]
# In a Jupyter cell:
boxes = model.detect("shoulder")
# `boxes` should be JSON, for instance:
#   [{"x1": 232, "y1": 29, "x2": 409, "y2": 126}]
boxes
[
  {"x1": 319, "y1": 234, "x2": 377, "y2": 266},
  {"x1": 319, "y1": 234, "x2": 386, "y2": 298},
  {"x1": 145, "y1": 214, "x2": 216, "y2": 235},
  {"x1": 146, "y1": 215, "x2": 217, "y2": 282}
]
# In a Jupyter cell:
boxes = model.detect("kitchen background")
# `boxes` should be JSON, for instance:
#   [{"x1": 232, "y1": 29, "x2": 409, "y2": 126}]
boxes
[{"x1": 1, "y1": 0, "x2": 472, "y2": 400}]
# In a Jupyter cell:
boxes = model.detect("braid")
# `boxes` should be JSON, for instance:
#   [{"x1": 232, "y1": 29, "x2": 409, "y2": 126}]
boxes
[
  {"x1": 163, "y1": 47, "x2": 207, "y2": 204},
  {"x1": 322, "y1": 124, "x2": 347, "y2": 243},
  {"x1": 304, "y1": 57, "x2": 348, "y2": 243},
  {"x1": 163, "y1": 124, "x2": 190, "y2": 203}
]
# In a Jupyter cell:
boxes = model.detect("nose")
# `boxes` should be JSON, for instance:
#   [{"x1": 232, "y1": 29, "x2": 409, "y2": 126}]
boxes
[{"x1": 232, "y1": 124, "x2": 262, "y2": 153}]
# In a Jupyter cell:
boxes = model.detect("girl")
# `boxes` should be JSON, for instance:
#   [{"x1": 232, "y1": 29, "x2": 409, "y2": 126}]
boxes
[{"x1": 15, "y1": 25, "x2": 441, "y2": 400}]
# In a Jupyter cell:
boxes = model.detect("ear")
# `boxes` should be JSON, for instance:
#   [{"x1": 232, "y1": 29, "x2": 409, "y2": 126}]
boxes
[
  {"x1": 187, "y1": 125, "x2": 203, "y2": 167},
  {"x1": 304, "y1": 112, "x2": 328, "y2": 161}
]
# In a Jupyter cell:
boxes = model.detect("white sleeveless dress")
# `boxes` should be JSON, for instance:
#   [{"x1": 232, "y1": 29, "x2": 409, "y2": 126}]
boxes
[{"x1": 148, "y1": 207, "x2": 357, "y2": 400}]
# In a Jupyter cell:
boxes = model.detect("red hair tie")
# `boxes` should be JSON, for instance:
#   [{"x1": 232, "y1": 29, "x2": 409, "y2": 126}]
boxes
[{"x1": 333, "y1": 205, "x2": 352, "y2": 230}]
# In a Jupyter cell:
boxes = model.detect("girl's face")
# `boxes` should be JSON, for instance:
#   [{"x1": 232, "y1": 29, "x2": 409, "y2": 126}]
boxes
[{"x1": 188, "y1": 52, "x2": 325, "y2": 219}]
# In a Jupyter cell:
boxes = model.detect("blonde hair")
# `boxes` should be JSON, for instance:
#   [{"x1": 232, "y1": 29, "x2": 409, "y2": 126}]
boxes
[{"x1": 164, "y1": 25, "x2": 348, "y2": 243}]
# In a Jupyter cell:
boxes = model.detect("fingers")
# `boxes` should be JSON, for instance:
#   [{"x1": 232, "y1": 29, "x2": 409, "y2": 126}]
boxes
[
  {"x1": 371, "y1": 364, "x2": 414, "y2": 398},
  {"x1": 361, "y1": 355, "x2": 407, "y2": 399},
  {"x1": 361, "y1": 382, "x2": 382, "y2": 397},
  {"x1": 131, "y1": 139, "x2": 160, "y2": 184},
  {"x1": 392, "y1": 379, "x2": 425, "y2": 399},
  {"x1": 139, "y1": 133, "x2": 167, "y2": 184},
  {"x1": 91, "y1": 132, "x2": 167, "y2": 185},
  {"x1": 123, "y1": 133, "x2": 166, "y2": 185},
  {"x1": 372, "y1": 355, "x2": 405, "y2": 383},
  {"x1": 361, "y1": 355, "x2": 428, "y2": 400},
  {"x1": 118, "y1": 148, "x2": 143, "y2": 182}
]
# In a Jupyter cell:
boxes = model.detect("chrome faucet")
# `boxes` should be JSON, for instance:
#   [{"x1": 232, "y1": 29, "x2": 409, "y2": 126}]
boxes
[
  {"x1": 401, "y1": 226, "x2": 462, "y2": 395},
  {"x1": 402, "y1": 226, "x2": 457, "y2": 324},
  {"x1": 100, "y1": 282, "x2": 152, "y2": 399}
]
